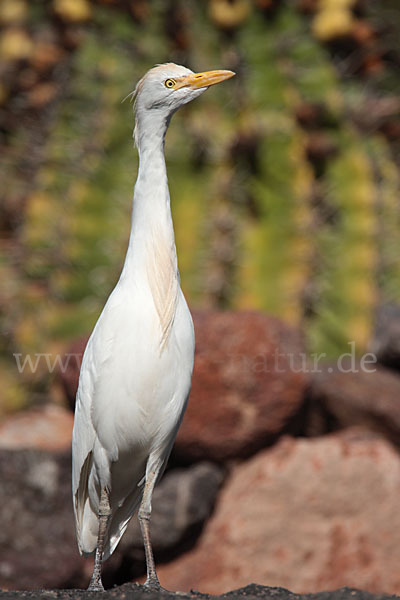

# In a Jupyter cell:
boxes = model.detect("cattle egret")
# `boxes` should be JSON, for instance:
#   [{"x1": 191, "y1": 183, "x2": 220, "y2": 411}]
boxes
[{"x1": 72, "y1": 63, "x2": 235, "y2": 591}]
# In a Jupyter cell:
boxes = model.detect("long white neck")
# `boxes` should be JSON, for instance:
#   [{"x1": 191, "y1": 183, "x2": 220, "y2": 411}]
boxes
[
  {"x1": 124, "y1": 111, "x2": 175, "y2": 262},
  {"x1": 122, "y1": 109, "x2": 179, "y2": 348}
]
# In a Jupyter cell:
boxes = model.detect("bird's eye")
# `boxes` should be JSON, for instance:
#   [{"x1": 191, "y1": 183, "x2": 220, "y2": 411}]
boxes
[{"x1": 164, "y1": 78, "x2": 176, "y2": 89}]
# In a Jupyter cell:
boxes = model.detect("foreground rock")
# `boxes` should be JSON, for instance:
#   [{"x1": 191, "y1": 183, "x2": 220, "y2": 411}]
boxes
[
  {"x1": 174, "y1": 311, "x2": 308, "y2": 462},
  {"x1": 0, "y1": 449, "x2": 85, "y2": 590},
  {"x1": 0, "y1": 449, "x2": 222, "y2": 590},
  {"x1": 306, "y1": 364, "x2": 400, "y2": 445},
  {"x1": 0, "y1": 405, "x2": 73, "y2": 451},
  {"x1": 157, "y1": 432, "x2": 400, "y2": 595},
  {"x1": 103, "y1": 462, "x2": 224, "y2": 584},
  {"x1": 0, "y1": 583, "x2": 398, "y2": 599}
]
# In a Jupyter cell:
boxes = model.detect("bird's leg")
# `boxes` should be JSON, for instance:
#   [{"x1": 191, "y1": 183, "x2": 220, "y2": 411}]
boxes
[
  {"x1": 138, "y1": 460, "x2": 163, "y2": 590},
  {"x1": 88, "y1": 487, "x2": 111, "y2": 592}
]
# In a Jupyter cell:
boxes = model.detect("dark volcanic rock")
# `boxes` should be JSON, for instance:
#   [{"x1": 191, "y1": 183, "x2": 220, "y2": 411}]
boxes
[
  {"x1": 174, "y1": 311, "x2": 308, "y2": 462},
  {"x1": 306, "y1": 363, "x2": 400, "y2": 445},
  {"x1": 371, "y1": 303, "x2": 400, "y2": 371},
  {"x1": 0, "y1": 583, "x2": 398, "y2": 599},
  {"x1": 0, "y1": 449, "x2": 86, "y2": 590},
  {"x1": 0, "y1": 448, "x2": 222, "y2": 590},
  {"x1": 145, "y1": 462, "x2": 224, "y2": 552},
  {"x1": 103, "y1": 462, "x2": 224, "y2": 585}
]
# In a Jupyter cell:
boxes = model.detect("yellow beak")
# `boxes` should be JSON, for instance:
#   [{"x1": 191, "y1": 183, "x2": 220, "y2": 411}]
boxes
[{"x1": 176, "y1": 69, "x2": 235, "y2": 90}]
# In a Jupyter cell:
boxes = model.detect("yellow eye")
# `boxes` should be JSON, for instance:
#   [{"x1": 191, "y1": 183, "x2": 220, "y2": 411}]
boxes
[{"x1": 164, "y1": 78, "x2": 176, "y2": 89}]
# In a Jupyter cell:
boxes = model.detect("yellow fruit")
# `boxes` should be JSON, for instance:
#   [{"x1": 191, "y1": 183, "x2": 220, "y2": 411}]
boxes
[
  {"x1": 208, "y1": 0, "x2": 251, "y2": 30},
  {"x1": 0, "y1": 29, "x2": 33, "y2": 60},
  {"x1": 312, "y1": 9, "x2": 354, "y2": 41},
  {"x1": 319, "y1": 0, "x2": 356, "y2": 9},
  {"x1": 53, "y1": 0, "x2": 92, "y2": 22},
  {"x1": 0, "y1": 0, "x2": 27, "y2": 24}
]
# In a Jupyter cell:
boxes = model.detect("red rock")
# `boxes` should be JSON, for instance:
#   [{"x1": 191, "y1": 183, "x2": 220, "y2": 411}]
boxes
[
  {"x1": 157, "y1": 432, "x2": 400, "y2": 595},
  {"x1": 174, "y1": 311, "x2": 308, "y2": 462},
  {"x1": 0, "y1": 404, "x2": 73, "y2": 451},
  {"x1": 57, "y1": 337, "x2": 87, "y2": 410},
  {"x1": 59, "y1": 312, "x2": 308, "y2": 461}
]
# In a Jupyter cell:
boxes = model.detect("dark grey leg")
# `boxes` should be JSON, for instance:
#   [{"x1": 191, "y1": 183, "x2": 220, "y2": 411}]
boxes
[
  {"x1": 88, "y1": 487, "x2": 111, "y2": 592},
  {"x1": 138, "y1": 460, "x2": 163, "y2": 589}
]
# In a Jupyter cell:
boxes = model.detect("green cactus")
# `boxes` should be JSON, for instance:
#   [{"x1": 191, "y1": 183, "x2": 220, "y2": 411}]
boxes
[{"x1": 1, "y1": 0, "x2": 399, "y2": 411}]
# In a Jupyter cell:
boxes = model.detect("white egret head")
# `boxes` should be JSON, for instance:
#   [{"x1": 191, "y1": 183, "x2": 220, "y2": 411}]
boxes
[
  {"x1": 134, "y1": 63, "x2": 235, "y2": 112},
  {"x1": 133, "y1": 63, "x2": 235, "y2": 145}
]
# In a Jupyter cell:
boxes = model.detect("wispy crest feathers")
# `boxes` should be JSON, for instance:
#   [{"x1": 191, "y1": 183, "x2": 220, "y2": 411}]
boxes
[{"x1": 123, "y1": 76, "x2": 144, "y2": 147}]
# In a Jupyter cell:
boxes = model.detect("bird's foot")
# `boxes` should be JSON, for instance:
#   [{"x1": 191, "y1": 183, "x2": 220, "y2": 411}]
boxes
[
  {"x1": 87, "y1": 577, "x2": 105, "y2": 592},
  {"x1": 87, "y1": 584, "x2": 105, "y2": 592},
  {"x1": 144, "y1": 576, "x2": 168, "y2": 592}
]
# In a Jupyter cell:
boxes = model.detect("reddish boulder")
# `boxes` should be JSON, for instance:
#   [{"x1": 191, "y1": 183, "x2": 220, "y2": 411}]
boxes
[
  {"x1": 157, "y1": 431, "x2": 400, "y2": 595},
  {"x1": 57, "y1": 337, "x2": 87, "y2": 410},
  {"x1": 0, "y1": 404, "x2": 73, "y2": 451},
  {"x1": 58, "y1": 312, "x2": 308, "y2": 462},
  {"x1": 174, "y1": 311, "x2": 308, "y2": 462}
]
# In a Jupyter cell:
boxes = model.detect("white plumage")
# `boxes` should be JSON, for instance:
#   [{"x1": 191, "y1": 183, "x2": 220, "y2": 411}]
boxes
[{"x1": 72, "y1": 63, "x2": 235, "y2": 591}]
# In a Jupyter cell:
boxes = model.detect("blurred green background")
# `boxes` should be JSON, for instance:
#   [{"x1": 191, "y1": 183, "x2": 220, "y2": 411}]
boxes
[{"x1": 0, "y1": 0, "x2": 399, "y2": 415}]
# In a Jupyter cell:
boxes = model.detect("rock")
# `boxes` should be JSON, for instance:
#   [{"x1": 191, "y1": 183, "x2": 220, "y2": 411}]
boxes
[
  {"x1": 0, "y1": 449, "x2": 222, "y2": 590},
  {"x1": 156, "y1": 432, "x2": 400, "y2": 595},
  {"x1": 0, "y1": 449, "x2": 86, "y2": 590},
  {"x1": 0, "y1": 404, "x2": 73, "y2": 451},
  {"x1": 306, "y1": 363, "x2": 400, "y2": 445},
  {"x1": 0, "y1": 583, "x2": 398, "y2": 599},
  {"x1": 103, "y1": 463, "x2": 225, "y2": 585},
  {"x1": 174, "y1": 311, "x2": 308, "y2": 462},
  {"x1": 370, "y1": 303, "x2": 400, "y2": 371}
]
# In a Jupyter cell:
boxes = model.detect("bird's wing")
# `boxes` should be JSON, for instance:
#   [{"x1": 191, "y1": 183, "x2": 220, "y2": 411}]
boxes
[
  {"x1": 71, "y1": 336, "x2": 98, "y2": 553},
  {"x1": 72, "y1": 289, "x2": 120, "y2": 554},
  {"x1": 72, "y1": 287, "x2": 144, "y2": 556},
  {"x1": 72, "y1": 283, "x2": 124, "y2": 497}
]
